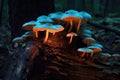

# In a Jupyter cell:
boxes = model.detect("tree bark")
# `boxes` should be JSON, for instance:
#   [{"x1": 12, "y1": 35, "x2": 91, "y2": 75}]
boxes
[{"x1": 8, "y1": 0, "x2": 55, "y2": 39}]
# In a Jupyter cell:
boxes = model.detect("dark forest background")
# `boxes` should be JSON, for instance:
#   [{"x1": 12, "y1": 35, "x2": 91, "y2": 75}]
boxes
[{"x1": 0, "y1": 0, "x2": 120, "y2": 26}]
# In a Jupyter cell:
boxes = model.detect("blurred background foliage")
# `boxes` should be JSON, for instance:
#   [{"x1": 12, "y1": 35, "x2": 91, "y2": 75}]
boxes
[
  {"x1": 0, "y1": 0, "x2": 120, "y2": 27},
  {"x1": 55, "y1": 0, "x2": 120, "y2": 17}
]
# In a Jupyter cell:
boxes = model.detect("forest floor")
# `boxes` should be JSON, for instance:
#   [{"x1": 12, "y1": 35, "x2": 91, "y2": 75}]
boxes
[{"x1": 0, "y1": 17, "x2": 120, "y2": 80}]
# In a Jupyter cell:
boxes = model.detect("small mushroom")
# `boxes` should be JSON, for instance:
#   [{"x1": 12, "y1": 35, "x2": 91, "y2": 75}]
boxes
[
  {"x1": 22, "y1": 21, "x2": 36, "y2": 30},
  {"x1": 66, "y1": 32, "x2": 77, "y2": 44},
  {"x1": 21, "y1": 31, "x2": 35, "y2": 39},
  {"x1": 12, "y1": 37, "x2": 24, "y2": 43},
  {"x1": 77, "y1": 48, "x2": 93, "y2": 57},
  {"x1": 12, "y1": 37, "x2": 24, "y2": 48},
  {"x1": 112, "y1": 54, "x2": 120, "y2": 61},
  {"x1": 83, "y1": 37, "x2": 96, "y2": 45},
  {"x1": 101, "y1": 53, "x2": 111, "y2": 61},
  {"x1": 87, "y1": 46, "x2": 102, "y2": 57}
]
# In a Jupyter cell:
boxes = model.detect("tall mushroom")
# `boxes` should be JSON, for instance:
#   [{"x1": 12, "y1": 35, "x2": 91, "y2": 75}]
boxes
[
  {"x1": 33, "y1": 23, "x2": 64, "y2": 43},
  {"x1": 66, "y1": 32, "x2": 77, "y2": 44},
  {"x1": 61, "y1": 11, "x2": 83, "y2": 32}
]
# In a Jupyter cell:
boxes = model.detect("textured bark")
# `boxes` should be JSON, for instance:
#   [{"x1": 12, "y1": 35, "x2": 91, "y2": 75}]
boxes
[{"x1": 8, "y1": 0, "x2": 55, "y2": 39}]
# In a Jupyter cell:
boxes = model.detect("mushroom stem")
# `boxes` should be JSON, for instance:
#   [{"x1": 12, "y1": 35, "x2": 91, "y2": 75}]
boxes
[
  {"x1": 90, "y1": 52, "x2": 94, "y2": 57},
  {"x1": 68, "y1": 19, "x2": 73, "y2": 32},
  {"x1": 77, "y1": 19, "x2": 81, "y2": 33},
  {"x1": 81, "y1": 52, "x2": 85, "y2": 57},
  {"x1": 35, "y1": 31, "x2": 38, "y2": 38},
  {"x1": 44, "y1": 30, "x2": 49, "y2": 43},
  {"x1": 69, "y1": 36, "x2": 73, "y2": 44}
]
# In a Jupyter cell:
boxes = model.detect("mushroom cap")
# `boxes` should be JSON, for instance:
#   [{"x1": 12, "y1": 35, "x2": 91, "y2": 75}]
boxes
[
  {"x1": 83, "y1": 29, "x2": 92, "y2": 34},
  {"x1": 33, "y1": 23, "x2": 64, "y2": 34},
  {"x1": 66, "y1": 32, "x2": 78, "y2": 37},
  {"x1": 33, "y1": 23, "x2": 57, "y2": 31},
  {"x1": 21, "y1": 31, "x2": 34, "y2": 39},
  {"x1": 112, "y1": 54, "x2": 120, "y2": 57},
  {"x1": 82, "y1": 33, "x2": 92, "y2": 37},
  {"x1": 87, "y1": 46, "x2": 102, "y2": 53},
  {"x1": 49, "y1": 24, "x2": 64, "y2": 33},
  {"x1": 65, "y1": 9, "x2": 79, "y2": 14},
  {"x1": 83, "y1": 37, "x2": 95, "y2": 45},
  {"x1": 61, "y1": 12, "x2": 83, "y2": 20},
  {"x1": 48, "y1": 12, "x2": 64, "y2": 19},
  {"x1": 22, "y1": 21, "x2": 36, "y2": 30},
  {"x1": 12, "y1": 37, "x2": 24, "y2": 43},
  {"x1": 24, "y1": 31, "x2": 33, "y2": 35},
  {"x1": 36, "y1": 15, "x2": 53, "y2": 23},
  {"x1": 88, "y1": 43, "x2": 103, "y2": 48},
  {"x1": 101, "y1": 53, "x2": 111, "y2": 57},
  {"x1": 79, "y1": 11, "x2": 92, "y2": 19},
  {"x1": 77, "y1": 48, "x2": 93, "y2": 53}
]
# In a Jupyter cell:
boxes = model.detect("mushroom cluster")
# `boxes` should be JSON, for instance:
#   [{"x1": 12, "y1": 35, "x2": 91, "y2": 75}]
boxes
[
  {"x1": 77, "y1": 29, "x2": 103, "y2": 57},
  {"x1": 20, "y1": 9, "x2": 92, "y2": 44}
]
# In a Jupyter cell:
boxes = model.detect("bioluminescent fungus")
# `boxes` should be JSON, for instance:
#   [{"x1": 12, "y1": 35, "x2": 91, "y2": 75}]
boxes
[{"x1": 66, "y1": 32, "x2": 77, "y2": 44}]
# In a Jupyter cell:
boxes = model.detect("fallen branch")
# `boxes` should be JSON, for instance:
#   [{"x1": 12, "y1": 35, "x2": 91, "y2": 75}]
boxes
[{"x1": 87, "y1": 21, "x2": 120, "y2": 36}]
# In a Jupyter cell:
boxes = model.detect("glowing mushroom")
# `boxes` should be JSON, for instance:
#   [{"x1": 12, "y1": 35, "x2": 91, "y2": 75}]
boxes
[
  {"x1": 88, "y1": 42, "x2": 103, "y2": 48},
  {"x1": 83, "y1": 29, "x2": 92, "y2": 34},
  {"x1": 112, "y1": 54, "x2": 120, "y2": 61},
  {"x1": 65, "y1": 9, "x2": 79, "y2": 14},
  {"x1": 48, "y1": 12, "x2": 64, "y2": 24},
  {"x1": 33, "y1": 23, "x2": 64, "y2": 43},
  {"x1": 83, "y1": 37, "x2": 96, "y2": 45},
  {"x1": 21, "y1": 31, "x2": 35, "y2": 39},
  {"x1": 82, "y1": 33, "x2": 92, "y2": 38},
  {"x1": 22, "y1": 21, "x2": 36, "y2": 30},
  {"x1": 79, "y1": 11, "x2": 92, "y2": 24},
  {"x1": 77, "y1": 48, "x2": 93, "y2": 57},
  {"x1": 12, "y1": 37, "x2": 24, "y2": 48},
  {"x1": 50, "y1": 24, "x2": 64, "y2": 35},
  {"x1": 66, "y1": 32, "x2": 77, "y2": 44},
  {"x1": 101, "y1": 53, "x2": 111, "y2": 61},
  {"x1": 87, "y1": 46, "x2": 102, "y2": 57},
  {"x1": 61, "y1": 11, "x2": 83, "y2": 32},
  {"x1": 36, "y1": 15, "x2": 53, "y2": 23}
]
